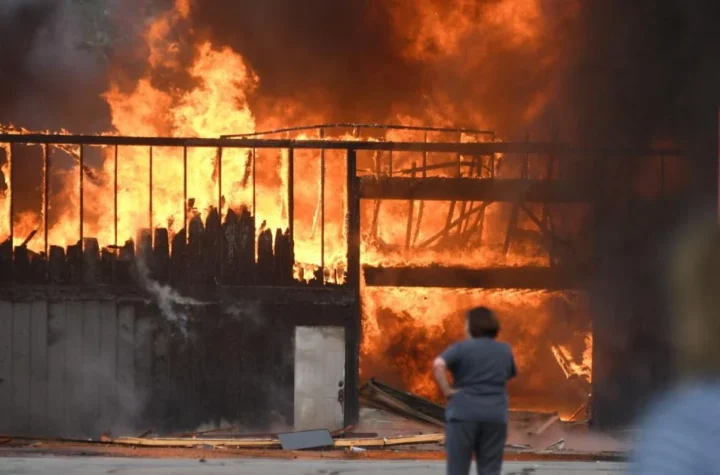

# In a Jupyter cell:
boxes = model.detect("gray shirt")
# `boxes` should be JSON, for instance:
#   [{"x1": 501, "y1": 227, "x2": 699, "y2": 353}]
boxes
[{"x1": 440, "y1": 338, "x2": 517, "y2": 423}]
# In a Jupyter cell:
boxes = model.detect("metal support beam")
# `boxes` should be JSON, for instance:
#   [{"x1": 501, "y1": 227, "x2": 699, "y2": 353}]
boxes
[
  {"x1": 43, "y1": 144, "x2": 50, "y2": 257},
  {"x1": 287, "y1": 148, "x2": 294, "y2": 245},
  {"x1": 0, "y1": 134, "x2": 685, "y2": 157},
  {"x1": 79, "y1": 144, "x2": 84, "y2": 249}
]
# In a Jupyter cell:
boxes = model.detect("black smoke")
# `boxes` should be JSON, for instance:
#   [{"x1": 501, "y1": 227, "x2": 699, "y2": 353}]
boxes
[{"x1": 0, "y1": 0, "x2": 110, "y2": 132}]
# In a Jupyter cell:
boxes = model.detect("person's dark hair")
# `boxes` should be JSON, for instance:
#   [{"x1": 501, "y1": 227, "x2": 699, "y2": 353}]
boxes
[{"x1": 467, "y1": 306, "x2": 500, "y2": 339}]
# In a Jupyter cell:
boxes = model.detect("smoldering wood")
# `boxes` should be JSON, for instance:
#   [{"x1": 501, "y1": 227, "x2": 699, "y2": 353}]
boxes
[
  {"x1": 29, "y1": 252, "x2": 46, "y2": 284},
  {"x1": 0, "y1": 238, "x2": 11, "y2": 283},
  {"x1": 187, "y1": 214, "x2": 205, "y2": 287},
  {"x1": 359, "y1": 177, "x2": 594, "y2": 202},
  {"x1": 152, "y1": 228, "x2": 170, "y2": 284},
  {"x1": 48, "y1": 246, "x2": 66, "y2": 285},
  {"x1": 362, "y1": 265, "x2": 587, "y2": 290},
  {"x1": 136, "y1": 229, "x2": 152, "y2": 267},
  {"x1": 170, "y1": 228, "x2": 186, "y2": 288},
  {"x1": 273, "y1": 228, "x2": 293, "y2": 286},
  {"x1": 82, "y1": 238, "x2": 101, "y2": 286},
  {"x1": 237, "y1": 207, "x2": 255, "y2": 285},
  {"x1": 100, "y1": 248, "x2": 115, "y2": 284},
  {"x1": 13, "y1": 246, "x2": 30, "y2": 284},
  {"x1": 257, "y1": 226, "x2": 274, "y2": 285},
  {"x1": 116, "y1": 240, "x2": 135, "y2": 285},
  {"x1": 204, "y1": 208, "x2": 222, "y2": 286},
  {"x1": 65, "y1": 241, "x2": 82, "y2": 284},
  {"x1": 220, "y1": 207, "x2": 256, "y2": 285}
]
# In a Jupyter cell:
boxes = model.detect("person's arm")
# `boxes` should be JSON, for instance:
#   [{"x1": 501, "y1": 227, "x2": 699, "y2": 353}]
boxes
[{"x1": 434, "y1": 345, "x2": 459, "y2": 398}]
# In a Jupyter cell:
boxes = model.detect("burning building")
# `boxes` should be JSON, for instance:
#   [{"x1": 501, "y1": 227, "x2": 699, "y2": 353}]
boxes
[{"x1": 0, "y1": 0, "x2": 718, "y2": 437}]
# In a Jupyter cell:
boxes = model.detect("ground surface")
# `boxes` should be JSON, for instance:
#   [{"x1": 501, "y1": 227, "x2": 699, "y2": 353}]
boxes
[{"x1": 0, "y1": 456, "x2": 625, "y2": 474}]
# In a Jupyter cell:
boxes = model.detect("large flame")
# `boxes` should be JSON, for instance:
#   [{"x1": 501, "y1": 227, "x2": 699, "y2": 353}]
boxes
[{"x1": 0, "y1": 0, "x2": 592, "y2": 414}]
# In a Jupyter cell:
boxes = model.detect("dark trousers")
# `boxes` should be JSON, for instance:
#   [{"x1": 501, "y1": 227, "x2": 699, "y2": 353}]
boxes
[{"x1": 445, "y1": 421, "x2": 507, "y2": 475}]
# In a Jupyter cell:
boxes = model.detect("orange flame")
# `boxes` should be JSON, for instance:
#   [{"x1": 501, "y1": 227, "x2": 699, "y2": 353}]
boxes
[{"x1": 0, "y1": 0, "x2": 592, "y2": 415}]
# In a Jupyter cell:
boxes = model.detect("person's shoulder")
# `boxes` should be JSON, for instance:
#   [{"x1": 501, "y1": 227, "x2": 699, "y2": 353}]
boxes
[
  {"x1": 638, "y1": 382, "x2": 720, "y2": 437},
  {"x1": 632, "y1": 382, "x2": 720, "y2": 471}
]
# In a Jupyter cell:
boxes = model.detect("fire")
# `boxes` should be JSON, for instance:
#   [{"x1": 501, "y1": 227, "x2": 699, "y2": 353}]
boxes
[
  {"x1": 0, "y1": 0, "x2": 593, "y2": 415},
  {"x1": 361, "y1": 286, "x2": 593, "y2": 417}
]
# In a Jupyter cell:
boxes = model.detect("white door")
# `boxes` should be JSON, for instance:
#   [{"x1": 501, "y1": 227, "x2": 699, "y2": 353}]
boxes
[{"x1": 294, "y1": 326, "x2": 345, "y2": 431}]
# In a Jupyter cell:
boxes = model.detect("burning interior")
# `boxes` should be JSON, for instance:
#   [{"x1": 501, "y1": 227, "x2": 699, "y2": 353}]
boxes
[{"x1": 0, "y1": 0, "x2": 710, "y2": 436}]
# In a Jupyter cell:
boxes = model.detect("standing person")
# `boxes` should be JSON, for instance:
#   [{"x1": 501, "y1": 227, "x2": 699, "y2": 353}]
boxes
[
  {"x1": 630, "y1": 219, "x2": 720, "y2": 474},
  {"x1": 433, "y1": 306, "x2": 517, "y2": 475}
]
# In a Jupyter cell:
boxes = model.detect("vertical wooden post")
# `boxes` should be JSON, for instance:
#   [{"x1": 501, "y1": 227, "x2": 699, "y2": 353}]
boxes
[
  {"x1": 320, "y1": 129, "x2": 326, "y2": 283},
  {"x1": 79, "y1": 145, "x2": 84, "y2": 251},
  {"x1": 346, "y1": 148, "x2": 360, "y2": 286},
  {"x1": 148, "y1": 146, "x2": 153, "y2": 237},
  {"x1": 43, "y1": 144, "x2": 50, "y2": 258},
  {"x1": 345, "y1": 147, "x2": 361, "y2": 426},
  {"x1": 287, "y1": 147, "x2": 294, "y2": 253}
]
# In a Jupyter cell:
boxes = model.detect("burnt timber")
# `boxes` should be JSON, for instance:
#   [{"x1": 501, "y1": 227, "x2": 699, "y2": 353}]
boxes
[
  {"x1": 359, "y1": 177, "x2": 592, "y2": 202},
  {"x1": 363, "y1": 265, "x2": 588, "y2": 290},
  {"x1": 0, "y1": 130, "x2": 683, "y2": 292}
]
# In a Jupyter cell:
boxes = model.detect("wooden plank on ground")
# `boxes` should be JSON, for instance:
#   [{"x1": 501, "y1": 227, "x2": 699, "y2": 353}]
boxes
[
  {"x1": 29, "y1": 300, "x2": 48, "y2": 435},
  {"x1": 0, "y1": 301, "x2": 13, "y2": 433},
  {"x1": 65, "y1": 301, "x2": 84, "y2": 437},
  {"x1": 46, "y1": 301, "x2": 67, "y2": 437},
  {"x1": 116, "y1": 303, "x2": 135, "y2": 431},
  {"x1": 98, "y1": 301, "x2": 118, "y2": 435},
  {"x1": 110, "y1": 433, "x2": 445, "y2": 449},
  {"x1": 11, "y1": 303, "x2": 31, "y2": 435}
]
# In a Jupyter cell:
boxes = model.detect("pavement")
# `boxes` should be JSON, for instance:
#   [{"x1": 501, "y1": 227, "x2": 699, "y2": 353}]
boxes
[{"x1": 0, "y1": 456, "x2": 626, "y2": 474}]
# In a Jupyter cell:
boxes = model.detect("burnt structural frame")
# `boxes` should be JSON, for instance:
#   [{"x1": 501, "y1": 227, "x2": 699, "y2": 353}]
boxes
[{"x1": 0, "y1": 132, "x2": 686, "y2": 427}]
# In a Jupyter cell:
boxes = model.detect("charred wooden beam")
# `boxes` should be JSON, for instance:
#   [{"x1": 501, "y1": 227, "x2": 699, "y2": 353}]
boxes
[
  {"x1": 115, "y1": 239, "x2": 135, "y2": 285},
  {"x1": 29, "y1": 251, "x2": 46, "y2": 283},
  {"x1": 222, "y1": 209, "x2": 241, "y2": 285},
  {"x1": 237, "y1": 207, "x2": 255, "y2": 285},
  {"x1": 13, "y1": 245, "x2": 30, "y2": 284},
  {"x1": 171, "y1": 228, "x2": 186, "y2": 287},
  {"x1": 48, "y1": 245, "x2": 66, "y2": 284},
  {"x1": 0, "y1": 238, "x2": 12, "y2": 283},
  {"x1": 359, "y1": 177, "x2": 593, "y2": 203},
  {"x1": 66, "y1": 241, "x2": 82, "y2": 284},
  {"x1": 257, "y1": 226, "x2": 274, "y2": 285},
  {"x1": 187, "y1": 214, "x2": 205, "y2": 287},
  {"x1": 100, "y1": 248, "x2": 115, "y2": 284},
  {"x1": 153, "y1": 228, "x2": 170, "y2": 283},
  {"x1": 205, "y1": 208, "x2": 222, "y2": 286},
  {"x1": 273, "y1": 228, "x2": 293, "y2": 286},
  {"x1": 0, "y1": 133, "x2": 686, "y2": 157},
  {"x1": 362, "y1": 265, "x2": 588, "y2": 289},
  {"x1": 82, "y1": 238, "x2": 101, "y2": 285}
]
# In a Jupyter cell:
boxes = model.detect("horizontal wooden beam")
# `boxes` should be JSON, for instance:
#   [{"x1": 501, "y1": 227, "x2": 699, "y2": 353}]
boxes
[
  {"x1": 359, "y1": 177, "x2": 593, "y2": 202},
  {"x1": 0, "y1": 133, "x2": 685, "y2": 157},
  {"x1": 362, "y1": 265, "x2": 588, "y2": 290}
]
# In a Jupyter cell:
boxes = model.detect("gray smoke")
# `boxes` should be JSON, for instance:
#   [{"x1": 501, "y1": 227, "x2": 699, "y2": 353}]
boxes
[
  {"x1": 0, "y1": 0, "x2": 114, "y2": 131},
  {"x1": 133, "y1": 255, "x2": 208, "y2": 336}
]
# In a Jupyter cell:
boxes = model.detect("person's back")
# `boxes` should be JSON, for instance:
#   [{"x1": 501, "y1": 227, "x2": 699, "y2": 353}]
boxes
[
  {"x1": 443, "y1": 338, "x2": 515, "y2": 423},
  {"x1": 434, "y1": 307, "x2": 516, "y2": 475}
]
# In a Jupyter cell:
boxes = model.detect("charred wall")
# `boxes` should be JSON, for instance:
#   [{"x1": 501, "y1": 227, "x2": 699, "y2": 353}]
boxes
[
  {"x1": 0, "y1": 286, "x2": 356, "y2": 438},
  {"x1": 589, "y1": 108, "x2": 719, "y2": 431}
]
